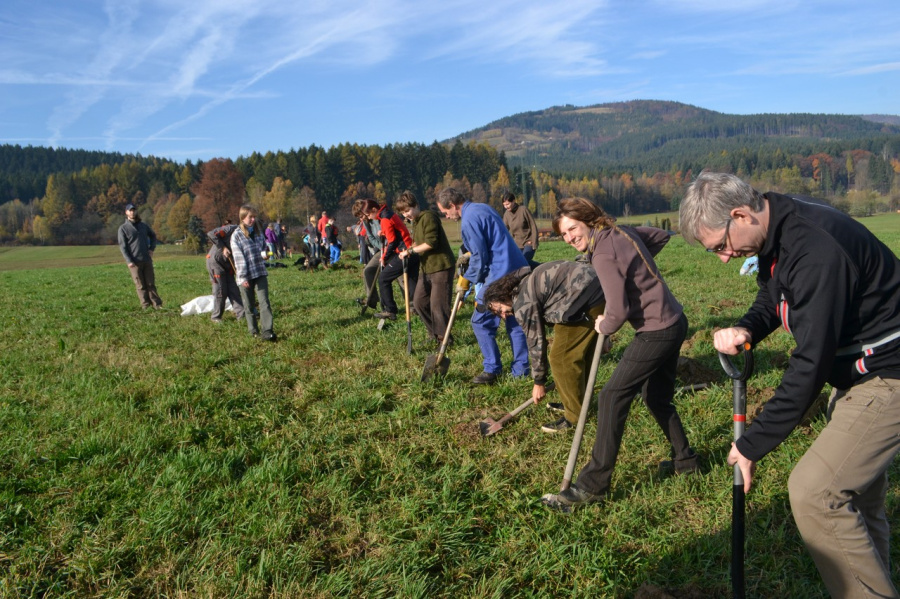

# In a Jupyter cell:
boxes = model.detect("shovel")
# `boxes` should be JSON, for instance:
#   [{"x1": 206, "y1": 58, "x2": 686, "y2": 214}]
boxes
[
  {"x1": 718, "y1": 343, "x2": 754, "y2": 599},
  {"x1": 540, "y1": 333, "x2": 606, "y2": 513},
  {"x1": 403, "y1": 257, "x2": 412, "y2": 354},
  {"x1": 479, "y1": 396, "x2": 535, "y2": 437},
  {"x1": 560, "y1": 333, "x2": 606, "y2": 491},
  {"x1": 420, "y1": 289, "x2": 465, "y2": 381}
]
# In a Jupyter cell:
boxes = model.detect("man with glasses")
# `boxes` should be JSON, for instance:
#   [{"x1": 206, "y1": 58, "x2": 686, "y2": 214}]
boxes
[{"x1": 680, "y1": 171, "x2": 900, "y2": 598}]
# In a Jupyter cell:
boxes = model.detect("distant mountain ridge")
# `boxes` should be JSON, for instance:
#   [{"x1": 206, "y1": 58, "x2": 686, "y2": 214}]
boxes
[{"x1": 448, "y1": 100, "x2": 900, "y2": 176}]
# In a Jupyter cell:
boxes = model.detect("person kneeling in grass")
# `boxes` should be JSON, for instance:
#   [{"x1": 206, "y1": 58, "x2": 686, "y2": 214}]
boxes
[{"x1": 483, "y1": 260, "x2": 605, "y2": 433}]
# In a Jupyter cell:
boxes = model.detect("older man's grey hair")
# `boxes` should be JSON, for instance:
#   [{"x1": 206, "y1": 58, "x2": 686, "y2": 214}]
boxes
[
  {"x1": 679, "y1": 172, "x2": 764, "y2": 244},
  {"x1": 436, "y1": 187, "x2": 467, "y2": 208}
]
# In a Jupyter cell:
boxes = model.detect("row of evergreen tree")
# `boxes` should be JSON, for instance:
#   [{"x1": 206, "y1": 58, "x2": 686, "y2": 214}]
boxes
[{"x1": 0, "y1": 133, "x2": 897, "y2": 247}]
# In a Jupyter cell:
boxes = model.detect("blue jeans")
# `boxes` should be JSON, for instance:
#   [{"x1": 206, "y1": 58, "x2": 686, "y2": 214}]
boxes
[
  {"x1": 522, "y1": 245, "x2": 536, "y2": 261},
  {"x1": 329, "y1": 244, "x2": 341, "y2": 264},
  {"x1": 471, "y1": 308, "x2": 529, "y2": 376}
]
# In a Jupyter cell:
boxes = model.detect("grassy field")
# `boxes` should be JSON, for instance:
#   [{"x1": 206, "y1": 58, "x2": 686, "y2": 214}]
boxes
[{"x1": 1, "y1": 213, "x2": 899, "y2": 598}]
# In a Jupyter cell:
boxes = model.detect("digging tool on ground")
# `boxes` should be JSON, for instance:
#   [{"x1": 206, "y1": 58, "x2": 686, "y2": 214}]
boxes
[
  {"x1": 420, "y1": 289, "x2": 465, "y2": 382},
  {"x1": 402, "y1": 257, "x2": 412, "y2": 354},
  {"x1": 478, "y1": 382, "x2": 557, "y2": 437},
  {"x1": 718, "y1": 343, "x2": 754, "y2": 599},
  {"x1": 479, "y1": 396, "x2": 535, "y2": 437}
]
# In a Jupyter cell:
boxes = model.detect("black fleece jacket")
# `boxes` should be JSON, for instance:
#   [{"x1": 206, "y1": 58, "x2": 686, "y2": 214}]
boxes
[{"x1": 735, "y1": 192, "x2": 900, "y2": 461}]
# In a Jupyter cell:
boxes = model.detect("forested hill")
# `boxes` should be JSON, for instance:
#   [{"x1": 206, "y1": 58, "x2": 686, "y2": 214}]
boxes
[
  {"x1": 0, "y1": 145, "x2": 176, "y2": 206},
  {"x1": 452, "y1": 100, "x2": 900, "y2": 177},
  {"x1": 2, "y1": 99, "x2": 898, "y2": 246}
]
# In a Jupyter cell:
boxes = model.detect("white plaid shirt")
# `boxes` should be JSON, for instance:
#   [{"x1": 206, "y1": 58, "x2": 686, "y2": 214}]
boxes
[{"x1": 231, "y1": 226, "x2": 268, "y2": 285}]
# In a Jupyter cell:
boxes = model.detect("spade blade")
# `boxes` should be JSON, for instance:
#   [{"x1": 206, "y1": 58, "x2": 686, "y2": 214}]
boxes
[{"x1": 420, "y1": 353, "x2": 450, "y2": 382}]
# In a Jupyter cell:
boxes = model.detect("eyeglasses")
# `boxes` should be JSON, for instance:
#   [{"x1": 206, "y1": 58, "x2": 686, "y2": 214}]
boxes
[{"x1": 706, "y1": 219, "x2": 732, "y2": 254}]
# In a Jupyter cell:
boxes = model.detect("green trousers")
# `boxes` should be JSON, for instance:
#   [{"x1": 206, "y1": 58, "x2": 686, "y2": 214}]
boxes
[{"x1": 548, "y1": 304, "x2": 604, "y2": 425}]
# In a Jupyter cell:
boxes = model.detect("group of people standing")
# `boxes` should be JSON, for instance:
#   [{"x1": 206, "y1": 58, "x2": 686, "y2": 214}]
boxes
[
  {"x1": 117, "y1": 171, "x2": 900, "y2": 596},
  {"x1": 299, "y1": 211, "x2": 341, "y2": 266}
]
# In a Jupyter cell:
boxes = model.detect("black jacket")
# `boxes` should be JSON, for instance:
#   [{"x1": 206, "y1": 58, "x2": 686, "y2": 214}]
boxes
[{"x1": 736, "y1": 192, "x2": 900, "y2": 461}]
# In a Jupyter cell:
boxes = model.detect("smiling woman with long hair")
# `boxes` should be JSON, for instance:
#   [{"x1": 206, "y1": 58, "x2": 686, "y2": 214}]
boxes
[{"x1": 543, "y1": 197, "x2": 698, "y2": 510}]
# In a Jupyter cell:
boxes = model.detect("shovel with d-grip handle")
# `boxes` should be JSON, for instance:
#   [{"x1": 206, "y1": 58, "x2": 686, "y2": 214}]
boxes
[{"x1": 718, "y1": 342, "x2": 754, "y2": 599}]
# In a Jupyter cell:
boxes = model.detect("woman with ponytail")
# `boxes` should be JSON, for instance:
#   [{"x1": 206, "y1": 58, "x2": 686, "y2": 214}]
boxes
[{"x1": 545, "y1": 197, "x2": 697, "y2": 509}]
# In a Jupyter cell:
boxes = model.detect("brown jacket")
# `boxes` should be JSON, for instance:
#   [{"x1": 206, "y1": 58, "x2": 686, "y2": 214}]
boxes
[
  {"x1": 502, "y1": 204, "x2": 539, "y2": 250},
  {"x1": 587, "y1": 226, "x2": 681, "y2": 336}
]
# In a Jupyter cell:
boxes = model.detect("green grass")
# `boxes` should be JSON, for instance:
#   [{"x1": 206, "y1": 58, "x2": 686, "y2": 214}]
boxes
[{"x1": 1, "y1": 215, "x2": 899, "y2": 598}]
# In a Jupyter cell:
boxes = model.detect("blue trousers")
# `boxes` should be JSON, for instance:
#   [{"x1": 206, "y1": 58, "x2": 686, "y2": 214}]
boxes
[{"x1": 471, "y1": 308, "x2": 530, "y2": 377}]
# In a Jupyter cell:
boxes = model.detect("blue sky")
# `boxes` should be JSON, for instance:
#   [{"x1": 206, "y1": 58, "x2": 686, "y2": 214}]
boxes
[{"x1": 2, "y1": 0, "x2": 898, "y2": 162}]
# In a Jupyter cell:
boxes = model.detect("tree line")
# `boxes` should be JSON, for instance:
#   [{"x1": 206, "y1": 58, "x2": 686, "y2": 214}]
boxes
[{"x1": 0, "y1": 134, "x2": 897, "y2": 248}]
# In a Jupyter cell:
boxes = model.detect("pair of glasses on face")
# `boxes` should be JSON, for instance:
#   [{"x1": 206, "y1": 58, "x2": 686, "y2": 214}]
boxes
[{"x1": 706, "y1": 219, "x2": 732, "y2": 254}]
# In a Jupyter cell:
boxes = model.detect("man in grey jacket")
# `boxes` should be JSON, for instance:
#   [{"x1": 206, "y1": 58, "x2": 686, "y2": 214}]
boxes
[{"x1": 118, "y1": 203, "x2": 163, "y2": 309}]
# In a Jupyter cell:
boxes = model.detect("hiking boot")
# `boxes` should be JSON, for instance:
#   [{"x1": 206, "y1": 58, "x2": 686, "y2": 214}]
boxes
[
  {"x1": 373, "y1": 311, "x2": 397, "y2": 321},
  {"x1": 471, "y1": 371, "x2": 498, "y2": 385},
  {"x1": 546, "y1": 402, "x2": 564, "y2": 413},
  {"x1": 557, "y1": 484, "x2": 605, "y2": 506},
  {"x1": 541, "y1": 416, "x2": 573, "y2": 433},
  {"x1": 262, "y1": 332, "x2": 277, "y2": 342}
]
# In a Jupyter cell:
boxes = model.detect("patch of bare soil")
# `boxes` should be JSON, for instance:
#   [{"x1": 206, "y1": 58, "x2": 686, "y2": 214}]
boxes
[
  {"x1": 452, "y1": 421, "x2": 483, "y2": 444},
  {"x1": 744, "y1": 386, "x2": 827, "y2": 429},
  {"x1": 676, "y1": 356, "x2": 719, "y2": 386}
]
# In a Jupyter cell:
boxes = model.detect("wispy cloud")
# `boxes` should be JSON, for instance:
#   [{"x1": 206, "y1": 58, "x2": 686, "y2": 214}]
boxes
[
  {"x1": 419, "y1": 0, "x2": 610, "y2": 77},
  {"x1": 843, "y1": 62, "x2": 900, "y2": 76},
  {"x1": 1, "y1": 0, "x2": 896, "y2": 158}
]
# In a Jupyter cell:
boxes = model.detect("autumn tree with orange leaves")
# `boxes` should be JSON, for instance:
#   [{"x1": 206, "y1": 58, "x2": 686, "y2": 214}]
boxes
[{"x1": 191, "y1": 158, "x2": 245, "y2": 230}]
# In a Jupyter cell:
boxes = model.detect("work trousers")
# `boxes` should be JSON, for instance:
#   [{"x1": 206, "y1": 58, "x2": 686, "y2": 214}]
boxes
[
  {"x1": 238, "y1": 275, "x2": 274, "y2": 338},
  {"x1": 549, "y1": 304, "x2": 604, "y2": 425},
  {"x1": 378, "y1": 253, "x2": 418, "y2": 316},
  {"x1": 576, "y1": 313, "x2": 695, "y2": 495},
  {"x1": 358, "y1": 238, "x2": 371, "y2": 264},
  {"x1": 128, "y1": 260, "x2": 162, "y2": 308},
  {"x1": 413, "y1": 267, "x2": 452, "y2": 342},
  {"x1": 472, "y1": 307, "x2": 530, "y2": 377},
  {"x1": 788, "y1": 376, "x2": 900, "y2": 599},
  {"x1": 362, "y1": 254, "x2": 381, "y2": 309},
  {"x1": 208, "y1": 269, "x2": 244, "y2": 321}
]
